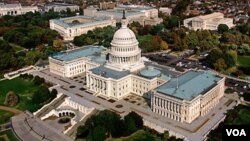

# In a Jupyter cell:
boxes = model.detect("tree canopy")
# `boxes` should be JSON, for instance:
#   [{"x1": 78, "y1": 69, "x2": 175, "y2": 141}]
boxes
[{"x1": 76, "y1": 110, "x2": 143, "y2": 140}]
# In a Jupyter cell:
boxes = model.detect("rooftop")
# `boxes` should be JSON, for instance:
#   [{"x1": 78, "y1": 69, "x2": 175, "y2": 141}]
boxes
[
  {"x1": 116, "y1": 4, "x2": 154, "y2": 10},
  {"x1": 51, "y1": 46, "x2": 106, "y2": 63},
  {"x1": 197, "y1": 12, "x2": 224, "y2": 20},
  {"x1": 46, "y1": 3, "x2": 78, "y2": 7},
  {"x1": 50, "y1": 16, "x2": 113, "y2": 28},
  {"x1": 97, "y1": 9, "x2": 144, "y2": 17},
  {"x1": 139, "y1": 66, "x2": 161, "y2": 79},
  {"x1": 156, "y1": 70, "x2": 222, "y2": 101},
  {"x1": 90, "y1": 66, "x2": 130, "y2": 79},
  {"x1": 0, "y1": 3, "x2": 21, "y2": 8}
]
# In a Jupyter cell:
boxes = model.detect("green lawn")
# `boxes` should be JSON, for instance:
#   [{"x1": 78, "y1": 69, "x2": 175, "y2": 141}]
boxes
[
  {"x1": 107, "y1": 130, "x2": 161, "y2": 141},
  {"x1": 0, "y1": 129, "x2": 19, "y2": 141},
  {"x1": 0, "y1": 77, "x2": 41, "y2": 112},
  {"x1": 138, "y1": 35, "x2": 152, "y2": 44},
  {"x1": 237, "y1": 56, "x2": 250, "y2": 66},
  {"x1": 0, "y1": 110, "x2": 14, "y2": 125}
]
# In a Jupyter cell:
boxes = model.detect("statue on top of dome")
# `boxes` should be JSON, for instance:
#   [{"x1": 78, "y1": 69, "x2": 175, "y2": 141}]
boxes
[
  {"x1": 122, "y1": 10, "x2": 126, "y2": 19},
  {"x1": 121, "y1": 10, "x2": 127, "y2": 28}
]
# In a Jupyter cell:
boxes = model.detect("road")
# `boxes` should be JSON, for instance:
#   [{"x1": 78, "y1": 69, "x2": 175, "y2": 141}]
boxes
[{"x1": 0, "y1": 106, "x2": 23, "y2": 115}]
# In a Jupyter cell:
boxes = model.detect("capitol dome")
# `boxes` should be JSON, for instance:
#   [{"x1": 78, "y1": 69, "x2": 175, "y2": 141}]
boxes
[
  {"x1": 105, "y1": 10, "x2": 145, "y2": 72},
  {"x1": 111, "y1": 27, "x2": 138, "y2": 46}
]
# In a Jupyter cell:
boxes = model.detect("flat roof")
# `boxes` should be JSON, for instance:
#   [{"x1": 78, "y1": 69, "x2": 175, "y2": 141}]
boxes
[
  {"x1": 156, "y1": 70, "x2": 222, "y2": 101},
  {"x1": 97, "y1": 9, "x2": 144, "y2": 17},
  {"x1": 139, "y1": 66, "x2": 161, "y2": 79},
  {"x1": 90, "y1": 66, "x2": 130, "y2": 79},
  {"x1": 0, "y1": 3, "x2": 20, "y2": 8},
  {"x1": 116, "y1": 5, "x2": 154, "y2": 10},
  {"x1": 51, "y1": 46, "x2": 106, "y2": 62},
  {"x1": 46, "y1": 3, "x2": 78, "y2": 7},
  {"x1": 50, "y1": 16, "x2": 112, "y2": 28}
]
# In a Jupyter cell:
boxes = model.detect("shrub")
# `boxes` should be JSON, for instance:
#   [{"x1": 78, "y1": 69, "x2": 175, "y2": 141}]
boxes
[
  {"x1": 4, "y1": 91, "x2": 19, "y2": 107},
  {"x1": 33, "y1": 76, "x2": 45, "y2": 85}
]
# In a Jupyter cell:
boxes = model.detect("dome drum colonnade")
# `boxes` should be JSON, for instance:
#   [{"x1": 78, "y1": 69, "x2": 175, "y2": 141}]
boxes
[{"x1": 107, "y1": 10, "x2": 144, "y2": 71}]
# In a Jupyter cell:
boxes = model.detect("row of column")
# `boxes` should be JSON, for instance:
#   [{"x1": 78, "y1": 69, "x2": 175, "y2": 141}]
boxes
[
  {"x1": 110, "y1": 55, "x2": 140, "y2": 64},
  {"x1": 89, "y1": 76, "x2": 107, "y2": 94},
  {"x1": 154, "y1": 96, "x2": 181, "y2": 114},
  {"x1": 67, "y1": 99, "x2": 88, "y2": 114},
  {"x1": 113, "y1": 47, "x2": 136, "y2": 52},
  {"x1": 154, "y1": 108, "x2": 181, "y2": 122}
]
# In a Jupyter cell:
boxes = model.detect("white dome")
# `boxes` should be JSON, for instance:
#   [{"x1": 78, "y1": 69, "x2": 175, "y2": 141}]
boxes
[
  {"x1": 113, "y1": 28, "x2": 136, "y2": 40},
  {"x1": 105, "y1": 12, "x2": 145, "y2": 72},
  {"x1": 111, "y1": 26, "x2": 138, "y2": 46}
]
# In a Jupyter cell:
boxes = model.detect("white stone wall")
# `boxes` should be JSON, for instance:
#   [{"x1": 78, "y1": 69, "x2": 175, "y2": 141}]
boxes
[
  {"x1": 49, "y1": 58, "x2": 66, "y2": 77},
  {"x1": 0, "y1": 4, "x2": 38, "y2": 16},
  {"x1": 45, "y1": 5, "x2": 79, "y2": 12},
  {"x1": 86, "y1": 70, "x2": 164, "y2": 100},
  {"x1": 184, "y1": 13, "x2": 234, "y2": 31},
  {"x1": 200, "y1": 77, "x2": 225, "y2": 116},
  {"x1": 49, "y1": 57, "x2": 100, "y2": 78},
  {"x1": 131, "y1": 75, "x2": 158, "y2": 97},
  {"x1": 151, "y1": 77, "x2": 225, "y2": 123},
  {"x1": 50, "y1": 18, "x2": 116, "y2": 41}
]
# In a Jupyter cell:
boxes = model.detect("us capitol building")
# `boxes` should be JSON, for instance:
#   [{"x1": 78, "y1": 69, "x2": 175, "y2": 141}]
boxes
[{"x1": 49, "y1": 13, "x2": 225, "y2": 123}]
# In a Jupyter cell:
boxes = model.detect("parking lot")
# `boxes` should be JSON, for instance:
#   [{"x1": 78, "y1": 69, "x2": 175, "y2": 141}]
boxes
[{"x1": 225, "y1": 79, "x2": 250, "y2": 95}]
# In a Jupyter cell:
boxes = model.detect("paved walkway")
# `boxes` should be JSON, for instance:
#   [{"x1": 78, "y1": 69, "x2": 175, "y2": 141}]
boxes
[
  {"x1": 0, "y1": 106, "x2": 23, "y2": 115},
  {"x1": 30, "y1": 69, "x2": 238, "y2": 141},
  {"x1": 12, "y1": 111, "x2": 72, "y2": 141},
  {"x1": 0, "y1": 123, "x2": 11, "y2": 132}
]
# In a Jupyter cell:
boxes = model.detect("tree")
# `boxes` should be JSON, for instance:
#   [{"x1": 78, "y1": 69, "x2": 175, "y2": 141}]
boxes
[
  {"x1": 125, "y1": 111, "x2": 144, "y2": 129},
  {"x1": 51, "y1": 89, "x2": 58, "y2": 96},
  {"x1": 221, "y1": 50, "x2": 237, "y2": 68},
  {"x1": 160, "y1": 40, "x2": 169, "y2": 50},
  {"x1": 74, "y1": 35, "x2": 85, "y2": 46},
  {"x1": 172, "y1": 0, "x2": 191, "y2": 15},
  {"x1": 33, "y1": 76, "x2": 45, "y2": 85},
  {"x1": 4, "y1": 91, "x2": 19, "y2": 107},
  {"x1": 164, "y1": 16, "x2": 180, "y2": 29},
  {"x1": 87, "y1": 125, "x2": 106, "y2": 141},
  {"x1": 184, "y1": 32, "x2": 199, "y2": 49},
  {"x1": 162, "y1": 130, "x2": 170, "y2": 141},
  {"x1": 217, "y1": 24, "x2": 229, "y2": 33},
  {"x1": 124, "y1": 111, "x2": 143, "y2": 135},
  {"x1": 53, "y1": 39, "x2": 63, "y2": 48},
  {"x1": 84, "y1": 37, "x2": 95, "y2": 45},
  {"x1": 31, "y1": 86, "x2": 52, "y2": 105},
  {"x1": 237, "y1": 24, "x2": 249, "y2": 34},
  {"x1": 207, "y1": 48, "x2": 223, "y2": 67},
  {"x1": 220, "y1": 33, "x2": 236, "y2": 44},
  {"x1": 196, "y1": 30, "x2": 212, "y2": 41},
  {"x1": 124, "y1": 115, "x2": 137, "y2": 134},
  {"x1": 76, "y1": 125, "x2": 89, "y2": 138},
  {"x1": 213, "y1": 58, "x2": 227, "y2": 71},
  {"x1": 141, "y1": 25, "x2": 152, "y2": 35},
  {"x1": 172, "y1": 33, "x2": 187, "y2": 51},
  {"x1": 150, "y1": 24, "x2": 164, "y2": 35}
]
